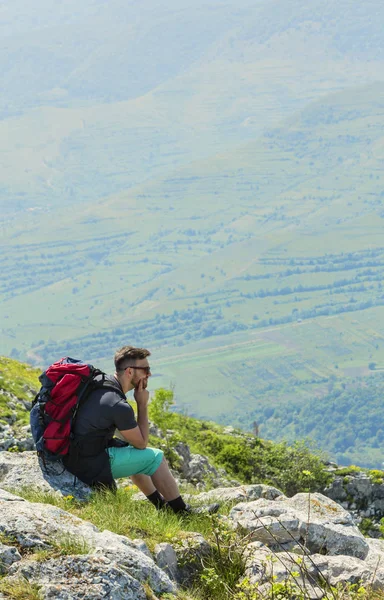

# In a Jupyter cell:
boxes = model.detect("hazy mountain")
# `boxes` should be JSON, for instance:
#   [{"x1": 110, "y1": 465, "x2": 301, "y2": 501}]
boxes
[{"x1": 1, "y1": 0, "x2": 384, "y2": 213}]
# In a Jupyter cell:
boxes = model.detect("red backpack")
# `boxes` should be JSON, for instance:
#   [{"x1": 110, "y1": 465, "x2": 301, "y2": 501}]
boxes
[{"x1": 30, "y1": 357, "x2": 124, "y2": 459}]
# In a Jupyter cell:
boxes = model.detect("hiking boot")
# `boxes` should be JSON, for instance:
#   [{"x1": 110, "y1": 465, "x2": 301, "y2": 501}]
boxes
[{"x1": 183, "y1": 502, "x2": 220, "y2": 515}]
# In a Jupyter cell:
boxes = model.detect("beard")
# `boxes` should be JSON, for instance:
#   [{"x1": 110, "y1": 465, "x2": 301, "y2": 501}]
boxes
[{"x1": 133, "y1": 375, "x2": 148, "y2": 389}]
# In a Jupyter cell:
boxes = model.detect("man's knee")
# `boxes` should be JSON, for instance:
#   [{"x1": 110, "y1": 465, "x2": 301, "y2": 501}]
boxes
[{"x1": 153, "y1": 452, "x2": 167, "y2": 473}]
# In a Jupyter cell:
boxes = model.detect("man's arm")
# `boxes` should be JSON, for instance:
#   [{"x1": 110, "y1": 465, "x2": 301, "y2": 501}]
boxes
[{"x1": 119, "y1": 379, "x2": 149, "y2": 449}]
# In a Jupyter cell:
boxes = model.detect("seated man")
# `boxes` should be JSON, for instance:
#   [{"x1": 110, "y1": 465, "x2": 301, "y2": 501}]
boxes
[{"x1": 63, "y1": 345, "x2": 217, "y2": 514}]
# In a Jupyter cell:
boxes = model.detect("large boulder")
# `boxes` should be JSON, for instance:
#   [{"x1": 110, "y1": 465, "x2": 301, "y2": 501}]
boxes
[
  {"x1": 324, "y1": 472, "x2": 384, "y2": 520},
  {"x1": 230, "y1": 492, "x2": 369, "y2": 559},
  {"x1": 6, "y1": 556, "x2": 147, "y2": 600},
  {"x1": 243, "y1": 543, "x2": 379, "y2": 599},
  {"x1": 0, "y1": 488, "x2": 175, "y2": 596},
  {"x1": 0, "y1": 451, "x2": 92, "y2": 500}
]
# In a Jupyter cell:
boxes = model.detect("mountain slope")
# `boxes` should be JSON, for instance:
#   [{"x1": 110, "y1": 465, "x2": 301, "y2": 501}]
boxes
[{"x1": 2, "y1": 83, "x2": 384, "y2": 469}]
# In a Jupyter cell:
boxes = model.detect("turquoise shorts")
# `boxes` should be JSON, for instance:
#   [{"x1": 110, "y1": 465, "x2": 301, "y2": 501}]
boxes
[{"x1": 107, "y1": 445, "x2": 164, "y2": 479}]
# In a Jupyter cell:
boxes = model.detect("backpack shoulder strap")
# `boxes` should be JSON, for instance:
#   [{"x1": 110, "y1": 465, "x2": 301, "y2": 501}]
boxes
[{"x1": 90, "y1": 373, "x2": 126, "y2": 402}]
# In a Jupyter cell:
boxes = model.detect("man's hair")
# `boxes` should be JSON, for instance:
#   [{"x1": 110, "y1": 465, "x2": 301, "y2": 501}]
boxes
[{"x1": 114, "y1": 346, "x2": 151, "y2": 371}]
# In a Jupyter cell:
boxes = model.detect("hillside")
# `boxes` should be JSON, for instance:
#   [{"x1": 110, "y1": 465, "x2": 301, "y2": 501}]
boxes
[
  {"x1": 2, "y1": 0, "x2": 384, "y2": 467},
  {"x1": 2, "y1": 82, "x2": 384, "y2": 467},
  {"x1": 5, "y1": 356, "x2": 384, "y2": 598},
  {"x1": 2, "y1": 355, "x2": 384, "y2": 473},
  {"x1": 0, "y1": 356, "x2": 331, "y2": 494}
]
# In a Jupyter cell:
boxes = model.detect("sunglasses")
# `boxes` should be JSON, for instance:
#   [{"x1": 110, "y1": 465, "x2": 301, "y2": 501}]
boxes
[{"x1": 125, "y1": 365, "x2": 151, "y2": 375}]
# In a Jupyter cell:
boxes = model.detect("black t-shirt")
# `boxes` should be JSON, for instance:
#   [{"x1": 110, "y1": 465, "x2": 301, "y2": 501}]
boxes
[
  {"x1": 63, "y1": 374, "x2": 137, "y2": 487},
  {"x1": 73, "y1": 374, "x2": 137, "y2": 438}
]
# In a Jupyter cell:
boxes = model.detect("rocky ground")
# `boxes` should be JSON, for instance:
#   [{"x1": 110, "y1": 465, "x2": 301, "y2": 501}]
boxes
[
  {"x1": 2, "y1": 452, "x2": 384, "y2": 598},
  {"x1": 3, "y1": 378, "x2": 384, "y2": 597}
]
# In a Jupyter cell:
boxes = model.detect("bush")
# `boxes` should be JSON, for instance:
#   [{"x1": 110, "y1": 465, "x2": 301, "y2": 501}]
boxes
[{"x1": 148, "y1": 388, "x2": 332, "y2": 496}]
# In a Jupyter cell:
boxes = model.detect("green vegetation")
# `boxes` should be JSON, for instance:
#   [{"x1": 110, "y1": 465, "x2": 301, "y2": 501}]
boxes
[
  {"x1": 0, "y1": 357, "x2": 39, "y2": 400},
  {"x1": 148, "y1": 389, "x2": 332, "y2": 495},
  {"x1": 265, "y1": 375, "x2": 384, "y2": 468},
  {"x1": 0, "y1": 357, "x2": 39, "y2": 428},
  {"x1": 0, "y1": 579, "x2": 41, "y2": 600}
]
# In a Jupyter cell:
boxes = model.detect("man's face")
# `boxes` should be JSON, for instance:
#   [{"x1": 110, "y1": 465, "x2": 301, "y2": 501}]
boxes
[{"x1": 128, "y1": 358, "x2": 151, "y2": 389}]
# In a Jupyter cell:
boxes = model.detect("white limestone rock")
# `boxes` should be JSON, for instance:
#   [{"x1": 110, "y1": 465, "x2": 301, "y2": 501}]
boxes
[
  {"x1": 230, "y1": 492, "x2": 369, "y2": 559},
  {"x1": 0, "y1": 451, "x2": 92, "y2": 500},
  {"x1": 189, "y1": 483, "x2": 284, "y2": 504},
  {"x1": 243, "y1": 543, "x2": 324, "y2": 599},
  {"x1": 7, "y1": 555, "x2": 147, "y2": 599},
  {"x1": 243, "y1": 543, "x2": 383, "y2": 598},
  {"x1": 0, "y1": 489, "x2": 175, "y2": 594}
]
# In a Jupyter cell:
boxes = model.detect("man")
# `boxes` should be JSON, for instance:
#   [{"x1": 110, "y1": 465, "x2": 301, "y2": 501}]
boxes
[{"x1": 63, "y1": 345, "x2": 218, "y2": 514}]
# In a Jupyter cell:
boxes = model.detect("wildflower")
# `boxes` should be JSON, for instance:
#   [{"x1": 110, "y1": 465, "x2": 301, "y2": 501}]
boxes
[{"x1": 302, "y1": 470, "x2": 312, "y2": 477}]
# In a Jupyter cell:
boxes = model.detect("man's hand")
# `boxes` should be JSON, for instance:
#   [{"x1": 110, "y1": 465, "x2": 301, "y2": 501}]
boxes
[{"x1": 134, "y1": 378, "x2": 149, "y2": 405}]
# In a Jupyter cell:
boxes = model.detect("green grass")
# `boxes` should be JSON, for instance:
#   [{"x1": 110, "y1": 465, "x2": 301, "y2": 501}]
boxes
[
  {"x1": 0, "y1": 357, "x2": 39, "y2": 428},
  {"x1": 0, "y1": 579, "x2": 41, "y2": 600},
  {"x1": 31, "y1": 534, "x2": 91, "y2": 562},
  {"x1": 0, "y1": 357, "x2": 39, "y2": 399},
  {"x1": 12, "y1": 485, "x2": 229, "y2": 548}
]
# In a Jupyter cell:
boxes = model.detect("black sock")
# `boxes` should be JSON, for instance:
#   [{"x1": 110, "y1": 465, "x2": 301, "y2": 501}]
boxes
[
  {"x1": 166, "y1": 495, "x2": 187, "y2": 513},
  {"x1": 146, "y1": 490, "x2": 166, "y2": 510}
]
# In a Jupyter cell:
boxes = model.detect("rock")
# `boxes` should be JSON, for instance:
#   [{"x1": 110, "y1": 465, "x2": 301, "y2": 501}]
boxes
[
  {"x1": 174, "y1": 442, "x2": 191, "y2": 464},
  {"x1": 230, "y1": 492, "x2": 369, "y2": 559},
  {"x1": 130, "y1": 539, "x2": 152, "y2": 559},
  {"x1": 154, "y1": 543, "x2": 178, "y2": 581},
  {"x1": 0, "y1": 451, "x2": 92, "y2": 500},
  {"x1": 0, "y1": 489, "x2": 175, "y2": 595},
  {"x1": 364, "y1": 538, "x2": 384, "y2": 585},
  {"x1": 174, "y1": 441, "x2": 231, "y2": 487},
  {"x1": 188, "y1": 483, "x2": 284, "y2": 504},
  {"x1": 187, "y1": 454, "x2": 218, "y2": 482},
  {"x1": 279, "y1": 492, "x2": 354, "y2": 525},
  {"x1": 222, "y1": 426, "x2": 235, "y2": 434},
  {"x1": 0, "y1": 488, "x2": 26, "y2": 502},
  {"x1": 0, "y1": 542, "x2": 22, "y2": 574},
  {"x1": 172, "y1": 533, "x2": 211, "y2": 586},
  {"x1": 303, "y1": 521, "x2": 368, "y2": 559},
  {"x1": 7, "y1": 555, "x2": 147, "y2": 599},
  {"x1": 148, "y1": 423, "x2": 162, "y2": 437},
  {"x1": 324, "y1": 472, "x2": 384, "y2": 520},
  {"x1": 304, "y1": 554, "x2": 373, "y2": 587},
  {"x1": 243, "y1": 544, "x2": 380, "y2": 598},
  {"x1": 243, "y1": 543, "x2": 324, "y2": 599},
  {"x1": 174, "y1": 442, "x2": 216, "y2": 483}
]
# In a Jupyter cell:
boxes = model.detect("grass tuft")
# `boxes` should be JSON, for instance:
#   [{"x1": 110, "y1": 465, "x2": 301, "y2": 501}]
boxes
[
  {"x1": 31, "y1": 533, "x2": 91, "y2": 562},
  {"x1": 0, "y1": 578, "x2": 41, "y2": 600}
]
